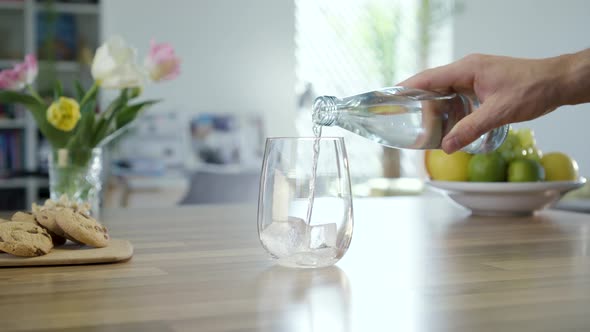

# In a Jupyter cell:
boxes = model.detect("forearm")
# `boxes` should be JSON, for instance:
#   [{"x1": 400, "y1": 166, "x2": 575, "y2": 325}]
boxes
[{"x1": 559, "y1": 48, "x2": 590, "y2": 106}]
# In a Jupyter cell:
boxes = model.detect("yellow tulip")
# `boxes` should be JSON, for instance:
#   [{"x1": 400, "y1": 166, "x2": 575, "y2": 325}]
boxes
[{"x1": 46, "y1": 97, "x2": 81, "y2": 132}]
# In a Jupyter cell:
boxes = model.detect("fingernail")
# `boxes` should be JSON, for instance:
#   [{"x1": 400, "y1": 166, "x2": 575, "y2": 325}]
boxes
[{"x1": 442, "y1": 136, "x2": 460, "y2": 154}]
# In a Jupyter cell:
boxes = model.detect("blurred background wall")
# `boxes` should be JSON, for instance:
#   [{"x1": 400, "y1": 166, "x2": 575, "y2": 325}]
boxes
[{"x1": 102, "y1": 0, "x2": 296, "y2": 138}]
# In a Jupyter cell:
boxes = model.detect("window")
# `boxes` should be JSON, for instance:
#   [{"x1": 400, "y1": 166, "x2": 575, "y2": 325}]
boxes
[{"x1": 295, "y1": 0, "x2": 454, "y2": 183}]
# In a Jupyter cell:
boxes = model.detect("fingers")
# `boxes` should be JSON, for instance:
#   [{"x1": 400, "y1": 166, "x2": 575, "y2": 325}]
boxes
[
  {"x1": 398, "y1": 55, "x2": 479, "y2": 92},
  {"x1": 441, "y1": 102, "x2": 505, "y2": 153},
  {"x1": 397, "y1": 63, "x2": 468, "y2": 91}
]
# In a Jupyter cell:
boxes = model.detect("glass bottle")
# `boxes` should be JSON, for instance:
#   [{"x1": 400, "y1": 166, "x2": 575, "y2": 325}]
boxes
[{"x1": 312, "y1": 87, "x2": 508, "y2": 154}]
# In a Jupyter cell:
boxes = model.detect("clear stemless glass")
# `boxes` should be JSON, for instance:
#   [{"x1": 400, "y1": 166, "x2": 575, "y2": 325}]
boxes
[{"x1": 257, "y1": 137, "x2": 353, "y2": 268}]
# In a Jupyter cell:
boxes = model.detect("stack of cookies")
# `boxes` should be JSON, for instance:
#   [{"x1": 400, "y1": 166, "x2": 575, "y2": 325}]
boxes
[{"x1": 0, "y1": 196, "x2": 110, "y2": 257}]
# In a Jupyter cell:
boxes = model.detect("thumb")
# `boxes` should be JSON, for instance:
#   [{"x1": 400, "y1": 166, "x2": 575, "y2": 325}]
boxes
[{"x1": 441, "y1": 102, "x2": 505, "y2": 154}]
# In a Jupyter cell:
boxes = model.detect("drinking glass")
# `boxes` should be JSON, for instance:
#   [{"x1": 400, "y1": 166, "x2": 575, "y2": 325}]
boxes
[{"x1": 257, "y1": 137, "x2": 353, "y2": 268}]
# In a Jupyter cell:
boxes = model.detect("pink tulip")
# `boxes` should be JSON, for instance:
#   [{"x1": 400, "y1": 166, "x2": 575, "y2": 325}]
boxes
[
  {"x1": 0, "y1": 68, "x2": 22, "y2": 90},
  {"x1": 0, "y1": 54, "x2": 38, "y2": 90},
  {"x1": 16, "y1": 55, "x2": 38, "y2": 85},
  {"x1": 144, "y1": 40, "x2": 180, "y2": 82}
]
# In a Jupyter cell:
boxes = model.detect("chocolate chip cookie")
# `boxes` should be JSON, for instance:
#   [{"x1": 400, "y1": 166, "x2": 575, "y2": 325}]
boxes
[
  {"x1": 10, "y1": 211, "x2": 68, "y2": 246},
  {"x1": 56, "y1": 208, "x2": 110, "y2": 248},
  {"x1": 33, "y1": 207, "x2": 66, "y2": 237},
  {"x1": 11, "y1": 211, "x2": 37, "y2": 223},
  {"x1": 0, "y1": 222, "x2": 53, "y2": 257}
]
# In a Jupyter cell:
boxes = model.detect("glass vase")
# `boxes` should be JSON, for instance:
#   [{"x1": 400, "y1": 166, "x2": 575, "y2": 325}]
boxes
[{"x1": 48, "y1": 148, "x2": 103, "y2": 216}]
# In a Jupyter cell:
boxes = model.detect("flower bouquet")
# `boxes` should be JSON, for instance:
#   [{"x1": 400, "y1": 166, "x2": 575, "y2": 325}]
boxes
[{"x1": 0, "y1": 36, "x2": 180, "y2": 213}]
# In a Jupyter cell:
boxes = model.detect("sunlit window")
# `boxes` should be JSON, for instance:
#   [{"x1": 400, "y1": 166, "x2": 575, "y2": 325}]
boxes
[{"x1": 295, "y1": 0, "x2": 455, "y2": 183}]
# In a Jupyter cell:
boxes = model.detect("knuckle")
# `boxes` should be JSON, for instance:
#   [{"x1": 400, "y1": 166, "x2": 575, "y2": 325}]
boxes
[{"x1": 463, "y1": 53, "x2": 486, "y2": 66}]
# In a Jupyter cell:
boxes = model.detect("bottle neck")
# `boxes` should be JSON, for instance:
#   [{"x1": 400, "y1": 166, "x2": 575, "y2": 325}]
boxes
[{"x1": 312, "y1": 96, "x2": 339, "y2": 126}]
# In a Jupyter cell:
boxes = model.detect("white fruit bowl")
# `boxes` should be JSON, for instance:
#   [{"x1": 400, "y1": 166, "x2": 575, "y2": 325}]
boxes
[{"x1": 427, "y1": 177, "x2": 587, "y2": 216}]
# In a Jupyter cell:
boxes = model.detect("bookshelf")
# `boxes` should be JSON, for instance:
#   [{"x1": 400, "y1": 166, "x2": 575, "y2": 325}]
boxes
[
  {"x1": 0, "y1": 59, "x2": 18, "y2": 67},
  {"x1": 0, "y1": 119, "x2": 26, "y2": 129},
  {"x1": 0, "y1": 1, "x2": 24, "y2": 10},
  {"x1": 0, "y1": 0, "x2": 101, "y2": 209}
]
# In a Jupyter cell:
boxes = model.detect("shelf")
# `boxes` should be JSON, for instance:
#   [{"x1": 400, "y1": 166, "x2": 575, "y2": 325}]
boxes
[
  {"x1": 40, "y1": 60, "x2": 86, "y2": 72},
  {"x1": 0, "y1": 1, "x2": 25, "y2": 11},
  {"x1": 0, "y1": 59, "x2": 17, "y2": 68},
  {"x1": 56, "y1": 61, "x2": 78, "y2": 72},
  {"x1": 0, "y1": 119, "x2": 27, "y2": 129},
  {"x1": 0, "y1": 177, "x2": 48, "y2": 189},
  {"x1": 1, "y1": 60, "x2": 86, "y2": 72},
  {"x1": 36, "y1": 2, "x2": 99, "y2": 15}
]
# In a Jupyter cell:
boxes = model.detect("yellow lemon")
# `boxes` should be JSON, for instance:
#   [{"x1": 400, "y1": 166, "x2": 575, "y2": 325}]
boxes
[
  {"x1": 425, "y1": 150, "x2": 472, "y2": 181},
  {"x1": 468, "y1": 152, "x2": 507, "y2": 182},
  {"x1": 540, "y1": 152, "x2": 579, "y2": 181},
  {"x1": 508, "y1": 158, "x2": 544, "y2": 182}
]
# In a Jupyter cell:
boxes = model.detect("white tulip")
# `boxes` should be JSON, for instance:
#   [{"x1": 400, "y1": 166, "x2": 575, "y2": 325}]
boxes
[{"x1": 91, "y1": 36, "x2": 145, "y2": 89}]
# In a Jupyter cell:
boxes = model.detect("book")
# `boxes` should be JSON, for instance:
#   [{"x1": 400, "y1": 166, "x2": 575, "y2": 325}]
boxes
[
  {"x1": 36, "y1": 12, "x2": 77, "y2": 61},
  {"x1": 0, "y1": 130, "x2": 24, "y2": 173}
]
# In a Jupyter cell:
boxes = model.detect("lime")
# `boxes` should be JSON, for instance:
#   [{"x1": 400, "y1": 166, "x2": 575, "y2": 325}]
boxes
[
  {"x1": 425, "y1": 150, "x2": 472, "y2": 181},
  {"x1": 508, "y1": 158, "x2": 544, "y2": 182},
  {"x1": 540, "y1": 152, "x2": 579, "y2": 181},
  {"x1": 468, "y1": 152, "x2": 507, "y2": 182}
]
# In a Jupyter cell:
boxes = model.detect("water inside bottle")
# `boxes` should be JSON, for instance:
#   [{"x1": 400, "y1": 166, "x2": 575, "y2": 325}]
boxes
[
  {"x1": 312, "y1": 88, "x2": 508, "y2": 153},
  {"x1": 329, "y1": 89, "x2": 468, "y2": 149}
]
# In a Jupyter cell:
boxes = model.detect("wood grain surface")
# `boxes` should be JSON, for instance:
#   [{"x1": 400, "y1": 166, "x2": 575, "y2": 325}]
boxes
[
  {"x1": 0, "y1": 239, "x2": 133, "y2": 267},
  {"x1": 1, "y1": 197, "x2": 590, "y2": 331}
]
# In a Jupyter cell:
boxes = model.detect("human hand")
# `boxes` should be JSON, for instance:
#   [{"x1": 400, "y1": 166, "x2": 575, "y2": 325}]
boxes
[{"x1": 399, "y1": 53, "x2": 571, "y2": 153}]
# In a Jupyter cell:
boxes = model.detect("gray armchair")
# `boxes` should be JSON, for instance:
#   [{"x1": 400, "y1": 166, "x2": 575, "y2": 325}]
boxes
[{"x1": 179, "y1": 169, "x2": 261, "y2": 205}]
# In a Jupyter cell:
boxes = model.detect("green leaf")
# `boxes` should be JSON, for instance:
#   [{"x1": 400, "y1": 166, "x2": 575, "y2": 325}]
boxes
[
  {"x1": 79, "y1": 82, "x2": 99, "y2": 108},
  {"x1": 0, "y1": 91, "x2": 46, "y2": 128},
  {"x1": 0, "y1": 91, "x2": 45, "y2": 111},
  {"x1": 34, "y1": 114, "x2": 72, "y2": 149},
  {"x1": 90, "y1": 99, "x2": 120, "y2": 146},
  {"x1": 74, "y1": 81, "x2": 85, "y2": 101},
  {"x1": 95, "y1": 100, "x2": 158, "y2": 148},
  {"x1": 100, "y1": 88, "x2": 127, "y2": 119},
  {"x1": 115, "y1": 100, "x2": 159, "y2": 130},
  {"x1": 53, "y1": 80, "x2": 63, "y2": 100},
  {"x1": 91, "y1": 117, "x2": 111, "y2": 147},
  {"x1": 90, "y1": 88, "x2": 129, "y2": 143},
  {"x1": 128, "y1": 87, "x2": 142, "y2": 99},
  {"x1": 88, "y1": 89, "x2": 157, "y2": 148},
  {"x1": 67, "y1": 99, "x2": 96, "y2": 150},
  {"x1": 79, "y1": 100, "x2": 96, "y2": 147}
]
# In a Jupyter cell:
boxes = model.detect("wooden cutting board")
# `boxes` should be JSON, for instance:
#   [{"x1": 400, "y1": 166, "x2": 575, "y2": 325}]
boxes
[{"x1": 0, "y1": 239, "x2": 133, "y2": 267}]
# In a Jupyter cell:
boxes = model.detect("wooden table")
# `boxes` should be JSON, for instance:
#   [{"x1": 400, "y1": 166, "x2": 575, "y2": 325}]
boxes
[{"x1": 2, "y1": 197, "x2": 590, "y2": 331}]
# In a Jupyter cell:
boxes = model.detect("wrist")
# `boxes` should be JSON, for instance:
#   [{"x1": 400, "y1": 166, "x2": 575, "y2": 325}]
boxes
[{"x1": 558, "y1": 49, "x2": 590, "y2": 106}]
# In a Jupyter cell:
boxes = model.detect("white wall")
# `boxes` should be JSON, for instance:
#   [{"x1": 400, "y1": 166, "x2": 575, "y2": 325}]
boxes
[
  {"x1": 101, "y1": 0, "x2": 296, "y2": 137},
  {"x1": 453, "y1": 0, "x2": 590, "y2": 176}
]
